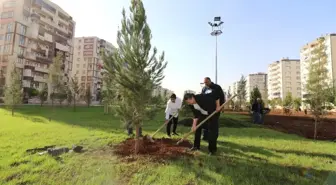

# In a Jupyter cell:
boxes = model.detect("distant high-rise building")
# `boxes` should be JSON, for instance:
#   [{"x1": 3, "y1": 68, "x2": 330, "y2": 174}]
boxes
[
  {"x1": 300, "y1": 33, "x2": 336, "y2": 104},
  {"x1": 246, "y1": 72, "x2": 267, "y2": 102},
  {"x1": 72, "y1": 37, "x2": 115, "y2": 100},
  {"x1": 267, "y1": 58, "x2": 301, "y2": 100},
  {"x1": 0, "y1": 0, "x2": 75, "y2": 96}
]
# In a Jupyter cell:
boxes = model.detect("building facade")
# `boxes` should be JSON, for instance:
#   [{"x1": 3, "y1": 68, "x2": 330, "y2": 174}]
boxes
[
  {"x1": 152, "y1": 86, "x2": 173, "y2": 98},
  {"x1": 267, "y1": 58, "x2": 301, "y2": 100},
  {"x1": 72, "y1": 37, "x2": 114, "y2": 100},
  {"x1": 0, "y1": 0, "x2": 75, "y2": 96},
  {"x1": 246, "y1": 72, "x2": 267, "y2": 102},
  {"x1": 300, "y1": 34, "x2": 336, "y2": 102}
]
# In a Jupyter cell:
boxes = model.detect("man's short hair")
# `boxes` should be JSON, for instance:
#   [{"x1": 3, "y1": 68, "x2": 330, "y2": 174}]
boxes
[
  {"x1": 183, "y1": 93, "x2": 194, "y2": 100},
  {"x1": 170, "y1": 93, "x2": 176, "y2": 99},
  {"x1": 205, "y1": 77, "x2": 211, "y2": 81}
]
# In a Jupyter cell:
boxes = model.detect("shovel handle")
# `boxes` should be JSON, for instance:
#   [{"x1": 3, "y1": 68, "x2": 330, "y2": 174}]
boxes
[
  {"x1": 151, "y1": 106, "x2": 184, "y2": 138},
  {"x1": 176, "y1": 94, "x2": 237, "y2": 144}
]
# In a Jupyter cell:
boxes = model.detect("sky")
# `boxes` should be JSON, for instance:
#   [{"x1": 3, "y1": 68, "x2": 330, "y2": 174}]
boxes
[{"x1": 53, "y1": 0, "x2": 336, "y2": 98}]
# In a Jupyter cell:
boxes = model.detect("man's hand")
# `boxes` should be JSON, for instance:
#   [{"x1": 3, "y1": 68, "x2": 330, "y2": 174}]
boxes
[
  {"x1": 191, "y1": 123, "x2": 197, "y2": 132},
  {"x1": 164, "y1": 120, "x2": 169, "y2": 125},
  {"x1": 216, "y1": 106, "x2": 222, "y2": 112}
]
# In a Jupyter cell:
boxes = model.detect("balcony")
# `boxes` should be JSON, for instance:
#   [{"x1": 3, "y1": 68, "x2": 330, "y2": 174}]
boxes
[
  {"x1": 40, "y1": 16, "x2": 55, "y2": 27},
  {"x1": 57, "y1": 25, "x2": 68, "y2": 34},
  {"x1": 58, "y1": 18, "x2": 69, "y2": 26},
  {"x1": 25, "y1": 52, "x2": 37, "y2": 61},
  {"x1": 38, "y1": 35, "x2": 45, "y2": 41},
  {"x1": 36, "y1": 56, "x2": 52, "y2": 63},
  {"x1": 41, "y1": 7, "x2": 55, "y2": 17},
  {"x1": 34, "y1": 76, "x2": 48, "y2": 83},
  {"x1": 23, "y1": 69, "x2": 32, "y2": 77},
  {"x1": 35, "y1": 66, "x2": 49, "y2": 73},
  {"x1": 56, "y1": 42, "x2": 69, "y2": 52},
  {"x1": 31, "y1": 13, "x2": 41, "y2": 21},
  {"x1": 22, "y1": 80, "x2": 31, "y2": 88}
]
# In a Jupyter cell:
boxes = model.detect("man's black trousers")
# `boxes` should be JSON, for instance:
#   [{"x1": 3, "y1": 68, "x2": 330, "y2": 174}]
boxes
[
  {"x1": 166, "y1": 115, "x2": 178, "y2": 135},
  {"x1": 193, "y1": 113, "x2": 220, "y2": 153},
  {"x1": 202, "y1": 112, "x2": 220, "y2": 140}
]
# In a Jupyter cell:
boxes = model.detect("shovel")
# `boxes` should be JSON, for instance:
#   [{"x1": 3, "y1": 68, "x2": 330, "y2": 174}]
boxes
[
  {"x1": 147, "y1": 106, "x2": 183, "y2": 142},
  {"x1": 176, "y1": 94, "x2": 237, "y2": 145}
]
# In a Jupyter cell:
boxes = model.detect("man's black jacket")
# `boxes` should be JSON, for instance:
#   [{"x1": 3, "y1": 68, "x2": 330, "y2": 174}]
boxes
[
  {"x1": 207, "y1": 82, "x2": 225, "y2": 105},
  {"x1": 189, "y1": 94, "x2": 216, "y2": 119}
]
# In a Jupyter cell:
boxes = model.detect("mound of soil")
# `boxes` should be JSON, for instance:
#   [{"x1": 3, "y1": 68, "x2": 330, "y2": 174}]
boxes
[{"x1": 114, "y1": 137, "x2": 193, "y2": 159}]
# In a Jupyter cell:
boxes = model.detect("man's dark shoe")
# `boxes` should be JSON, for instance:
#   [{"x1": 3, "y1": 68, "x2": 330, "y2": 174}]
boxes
[
  {"x1": 202, "y1": 137, "x2": 208, "y2": 141},
  {"x1": 167, "y1": 134, "x2": 171, "y2": 138},
  {"x1": 189, "y1": 147, "x2": 200, "y2": 151},
  {"x1": 173, "y1": 132, "x2": 179, "y2": 136}
]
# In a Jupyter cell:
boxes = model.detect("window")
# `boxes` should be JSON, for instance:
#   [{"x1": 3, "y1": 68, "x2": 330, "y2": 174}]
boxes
[
  {"x1": 296, "y1": 77, "x2": 300, "y2": 80},
  {"x1": 3, "y1": 45, "x2": 11, "y2": 53},
  {"x1": 3, "y1": 1, "x2": 16, "y2": 8},
  {"x1": 0, "y1": 34, "x2": 3, "y2": 40},
  {"x1": 83, "y1": 64, "x2": 86, "y2": 68},
  {"x1": 7, "y1": 23, "x2": 13, "y2": 32},
  {"x1": 76, "y1": 70, "x2": 79, "y2": 74},
  {"x1": 19, "y1": 35, "x2": 25, "y2": 45},
  {"x1": 1, "y1": 11, "x2": 14, "y2": 19},
  {"x1": 84, "y1": 44, "x2": 93, "y2": 49},
  {"x1": 5, "y1": 33, "x2": 12, "y2": 42},
  {"x1": 82, "y1": 70, "x2": 86, "y2": 74},
  {"x1": 19, "y1": 24, "x2": 26, "y2": 35},
  {"x1": 297, "y1": 87, "x2": 301, "y2": 90},
  {"x1": 17, "y1": 58, "x2": 24, "y2": 64},
  {"x1": 81, "y1": 76, "x2": 85, "y2": 81},
  {"x1": 296, "y1": 71, "x2": 300, "y2": 75},
  {"x1": 78, "y1": 46, "x2": 81, "y2": 49},
  {"x1": 18, "y1": 47, "x2": 24, "y2": 55},
  {"x1": 76, "y1": 64, "x2": 79, "y2": 68},
  {"x1": 77, "y1": 58, "x2": 80, "y2": 61}
]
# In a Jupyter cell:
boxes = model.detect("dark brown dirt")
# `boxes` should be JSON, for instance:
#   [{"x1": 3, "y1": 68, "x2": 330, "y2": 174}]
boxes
[
  {"x1": 224, "y1": 110, "x2": 336, "y2": 140},
  {"x1": 114, "y1": 137, "x2": 193, "y2": 159},
  {"x1": 263, "y1": 114, "x2": 336, "y2": 140}
]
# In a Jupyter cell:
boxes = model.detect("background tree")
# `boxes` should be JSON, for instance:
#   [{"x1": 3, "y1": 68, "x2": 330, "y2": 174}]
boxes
[
  {"x1": 293, "y1": 97, "x2": 302, "y2": 111},
  {"x1": 82, "y1": 85, "x2": 92, "y2": 107},
  {"x1": 304, "y1": 37, "x2": 333, "y2": 139},
  {"x1": 48, "y1": 53, "x2": 64, "y2": 107},
  {"x1": 4, "y1": 65, "x2": 22, "y2": 116},
  {"x1": 282, "y1": 92, "x2": 293, "y2": 108},
  {"x1": 66, "y1": 85, "x2": 73, "y2": 106},
  {"x1": 268, "y1": 99, "x2": 276, "y2": 110},
  {"x1": 56, "y1": 87, "x2": 67, "y2": 106},
  {"x1": 101, "y1": 74, "x2": 116, "y2": 114},
  {"x1": 38, "y1": 84, "x2": 48, "y2": 106},
  {"x1": 237, "y1": 75, "x2": 247, "y2": 110},
  {"x1": 103, "y1": 0, "x2": 167, "y2": 154},
  {"x1": 249, "y1": 86, "x2": 262, "y2": 105},
  {"x1": 69, "y1": 76, "x2": 81, "y2": 112}
]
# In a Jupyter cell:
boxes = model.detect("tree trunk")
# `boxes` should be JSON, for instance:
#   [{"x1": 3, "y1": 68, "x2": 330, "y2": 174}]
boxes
[
  {"x1": 134, "y1": 124, "x2": 140, "y2": 154},
  {"x1": 314, "y1": 118, "x2": 318, "y2": 140},
  {"x1": 11, "y1": 105, "x2": 14, "y2": 116},
  {"x1": 73, "y1": 95, "x2": 76, "y2": 112}
]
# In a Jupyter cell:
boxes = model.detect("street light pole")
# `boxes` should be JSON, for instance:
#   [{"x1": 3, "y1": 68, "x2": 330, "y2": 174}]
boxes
[{"x1": 208, "y1": 17, "x2": 223, "y2": 84}]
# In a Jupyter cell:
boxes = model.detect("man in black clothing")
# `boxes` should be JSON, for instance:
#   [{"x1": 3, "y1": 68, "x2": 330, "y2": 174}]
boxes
[
  {"x1": 183, "y1": 93, "x2": 220, "y2": 156},
  {"x1": 201, "y1": 77, "x2": 225, "y2": 141}
]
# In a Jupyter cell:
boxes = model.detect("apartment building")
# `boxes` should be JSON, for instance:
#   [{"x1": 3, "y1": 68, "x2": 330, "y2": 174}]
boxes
[
  {"x1": 228, "y1": 81, "x2": 238, "y2": 101},
  {"x1": 0, "y1": 0, "x2": 75, "y2": 95},
  {"x1": 72, "y1": 37, "x2": 114, "y2": 100},
  {"x1": 246, "y1": 72, "x2": 267, "y2": 101},
  {"x1": 267, "y1": 58, "x2": 301, "y2": 100},
  {"x1": 300, "y1": 34, "x2": 336, "y2": 102},
  {"x1": 152, "y1": 86, "x2": 173, "y2": 98}
]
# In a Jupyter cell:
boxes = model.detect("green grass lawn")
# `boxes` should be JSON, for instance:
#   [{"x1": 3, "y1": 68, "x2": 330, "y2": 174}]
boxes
[{"x1": 0, "y1": 106, "x2": 335, "y2": 185}]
